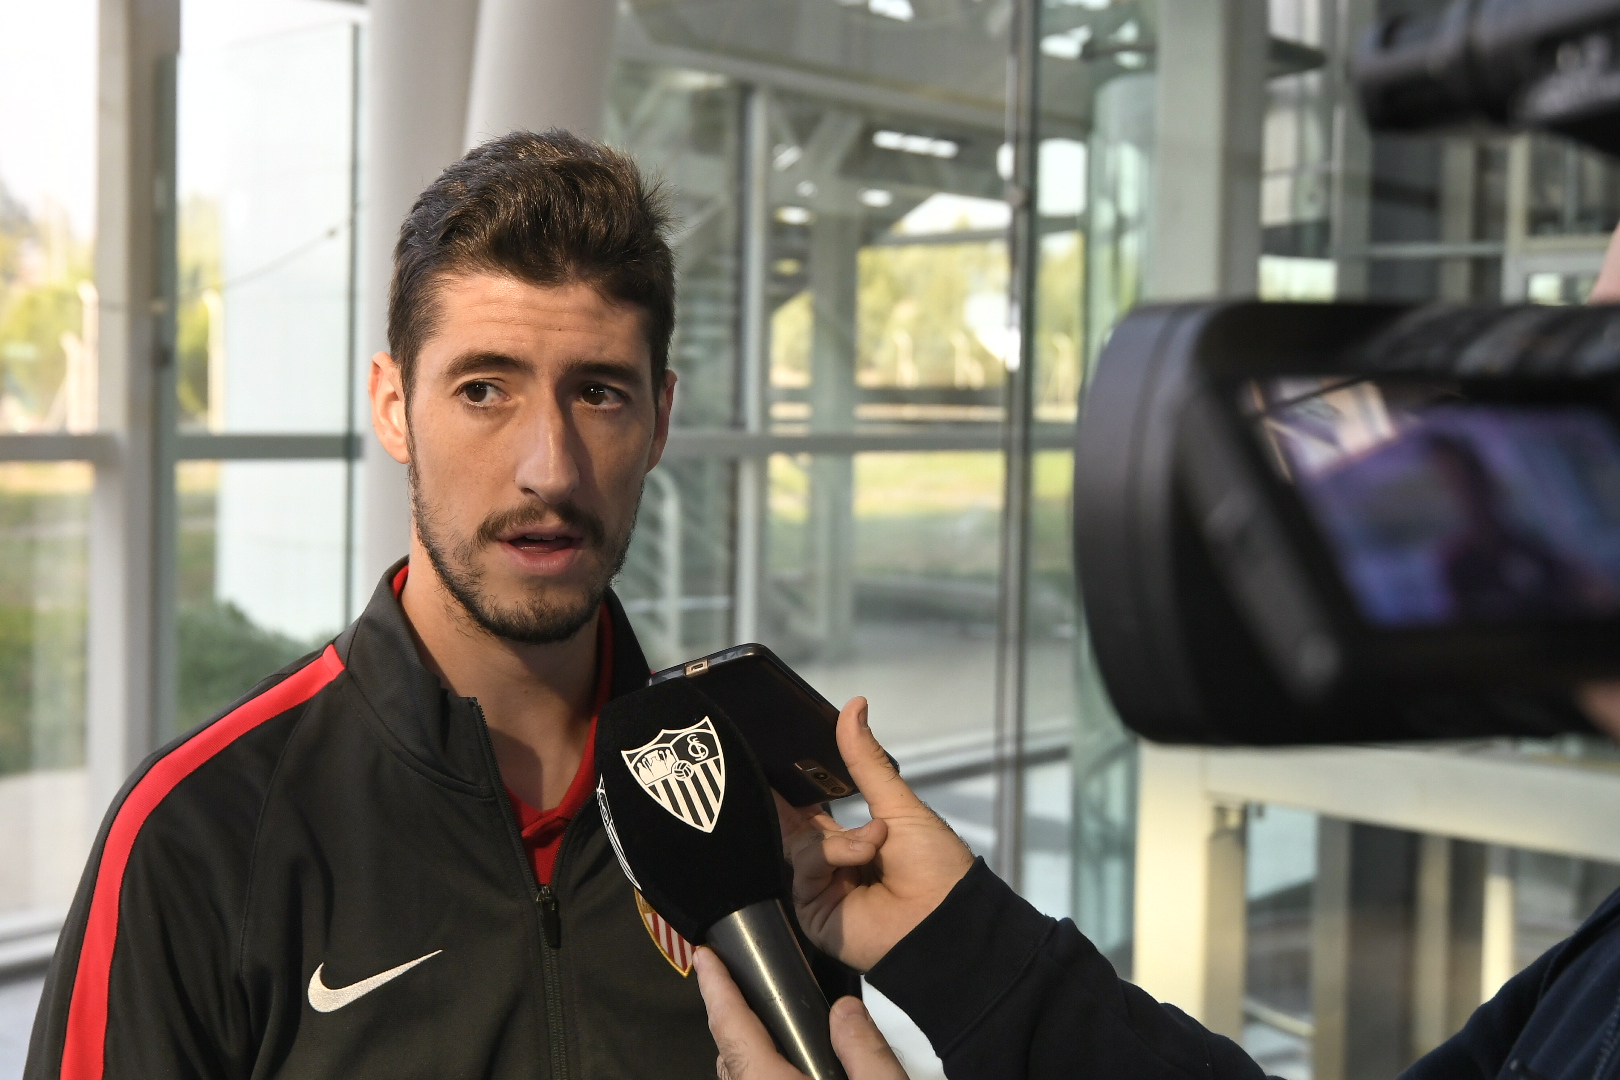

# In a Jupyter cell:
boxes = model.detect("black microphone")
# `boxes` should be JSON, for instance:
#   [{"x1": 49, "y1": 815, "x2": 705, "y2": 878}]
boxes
[{"x1": 595, "y1": 679, "x2": 848, "y2": 1080}]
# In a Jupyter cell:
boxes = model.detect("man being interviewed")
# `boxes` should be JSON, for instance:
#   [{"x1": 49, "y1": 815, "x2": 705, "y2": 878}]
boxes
[{"x1": 26, "y1": 130, "x2": 850, "y2": 1080}]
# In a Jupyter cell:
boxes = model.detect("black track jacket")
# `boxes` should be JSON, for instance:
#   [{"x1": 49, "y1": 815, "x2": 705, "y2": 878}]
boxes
[{"x1": 27, "y1": 564, "x2": 752, "y2": 1079}]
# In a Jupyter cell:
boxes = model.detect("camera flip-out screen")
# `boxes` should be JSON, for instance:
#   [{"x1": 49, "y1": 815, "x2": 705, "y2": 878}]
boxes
[
  {"x1": 1248, "y1": 380, "x2": 1620, "y2": 630},
  {"x1": 1076, "y1": 302, "x2": 1620, "y2": 746}
]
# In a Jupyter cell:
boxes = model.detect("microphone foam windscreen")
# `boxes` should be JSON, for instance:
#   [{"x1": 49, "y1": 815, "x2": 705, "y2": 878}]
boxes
[{"x1": 595, "y1": 679, "x2": 785, "y2": 944}]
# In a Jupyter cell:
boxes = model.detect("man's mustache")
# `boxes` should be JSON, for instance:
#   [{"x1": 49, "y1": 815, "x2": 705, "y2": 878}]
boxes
[{"x1": 473, "y1": 503, "x2": 607, "y2": 549}]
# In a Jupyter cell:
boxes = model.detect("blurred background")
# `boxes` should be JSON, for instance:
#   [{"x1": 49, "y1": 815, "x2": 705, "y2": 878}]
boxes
[{"x1": 3, "y1": 0, "x2": 1620, "y2": 1077}]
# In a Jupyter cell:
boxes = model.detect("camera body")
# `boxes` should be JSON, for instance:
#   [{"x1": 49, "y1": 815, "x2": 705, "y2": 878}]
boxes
[
  {"x1": 1077, "y1": 302, "x2": 1620, "y2": 744},
  {"x1": 1354, "y1": 0, "x2": 1620, "y2": 157}
]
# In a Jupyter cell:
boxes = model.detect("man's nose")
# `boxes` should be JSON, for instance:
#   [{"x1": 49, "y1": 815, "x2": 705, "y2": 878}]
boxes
[{"x1": 512, "y1": 398, "x2": 581, "y2": 504}]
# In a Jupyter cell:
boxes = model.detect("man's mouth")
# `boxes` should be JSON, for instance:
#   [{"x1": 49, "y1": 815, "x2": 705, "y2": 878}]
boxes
[{"x1": 502, "y1": 530, "x2": 585, "y2": 555}]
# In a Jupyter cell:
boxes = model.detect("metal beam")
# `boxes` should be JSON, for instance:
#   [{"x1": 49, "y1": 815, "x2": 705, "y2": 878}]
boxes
[
  {"x1": 174, "y1": 433, "x2": 361, "y2": 460},
  {"x1": 0, "y1": 426, "x2": 1077, "y2": 465},
  {"x1": 1200, "y1": 744, "x2": 1620, "y2": 865},
  {"x1": 1333, "y1": 240, "x2": 1506, "y2": 261},
  {"x1": 0, "y1": 434, "x2": 116, "y2": 463},
  {"x1": 614, "y1": 11, "x2": 1020, "y2": 137}
]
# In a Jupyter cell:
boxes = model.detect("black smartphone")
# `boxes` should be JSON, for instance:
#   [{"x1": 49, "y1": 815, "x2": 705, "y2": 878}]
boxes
[{"x1": 648, "y1": 643, "x2": 856, "y2": 806}]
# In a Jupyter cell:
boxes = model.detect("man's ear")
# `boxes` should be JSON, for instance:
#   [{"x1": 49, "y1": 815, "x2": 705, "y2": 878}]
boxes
[
  {"x1": 370, "y1": 351, "x2": 411, "y2": 465},
  {"x1": 645, "y1": 368, "x2": 678, "y2": 472}
]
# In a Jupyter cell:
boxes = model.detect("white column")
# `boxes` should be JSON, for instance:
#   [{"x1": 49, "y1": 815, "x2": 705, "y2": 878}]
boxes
[
  {"x1": 87, "y1": 0, "x2": 180, "y2": 820},
  {"x1": 464, "y1": 0, "x2": 618, "y2": 146},
  {"x1": 1480, "y1": 844, "x2": 1517, "y2": 998},
  {"x1": 357, "y1": 0, "x2": 481, "y2": 589},
  {"x1": 1132, "y1": 743, "x2": 1248, "y2": 1038},
  {"x1": 1147, "y1": 0, "x2": 1268, "y2": 300},
  {"x1": 1410, "y1": 833, "x2": 1454, "y2": 1055}
]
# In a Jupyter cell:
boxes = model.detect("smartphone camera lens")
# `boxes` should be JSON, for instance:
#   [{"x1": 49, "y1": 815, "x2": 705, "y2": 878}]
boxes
[{"x1": 794, "y1": 759, "x2": 851, "y2": 797}]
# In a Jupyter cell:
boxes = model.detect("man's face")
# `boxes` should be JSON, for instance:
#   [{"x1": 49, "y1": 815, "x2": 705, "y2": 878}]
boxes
[{"x1": 377, "y1": 274, "x2": 673, "y2": 643}]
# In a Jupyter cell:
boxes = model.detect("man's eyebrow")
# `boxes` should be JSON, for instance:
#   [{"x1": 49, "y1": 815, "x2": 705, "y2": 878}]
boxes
[
  {"x1": 436, "y1": 352, "x2": 650, "y2": 390},
  {"x1": 565, "y1": 357, "x2": 648, "y2": 385},
  {"x1": 439, "y1": 351, "x2": 529, "y2": 382}
]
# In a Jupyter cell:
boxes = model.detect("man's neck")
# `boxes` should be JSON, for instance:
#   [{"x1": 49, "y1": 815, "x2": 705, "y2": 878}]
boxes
[{"x1": 397, "y1": 545, "x2": 601, "y2": 812}]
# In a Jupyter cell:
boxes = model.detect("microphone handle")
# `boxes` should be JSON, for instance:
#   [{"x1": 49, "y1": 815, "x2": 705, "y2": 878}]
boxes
[{"x1": 706, "y1": 899, "x2": 849, "y2": 1080}]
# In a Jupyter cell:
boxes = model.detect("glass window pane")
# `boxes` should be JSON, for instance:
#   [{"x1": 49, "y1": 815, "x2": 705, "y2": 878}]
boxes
[
  {"x1": 762, "y1": 89, "x2": 1010, "y2": 431},
  {"x1": 1529, "y1": 135, "x2": 1620, "y2": 238},
  {"x1": 0, "y1": 462, "x2": 92, "y2": 919},
  {"x1": 1243, "y1": 804, "x2": 1317, "y2": 1076},
  {"x1": 175, "y1": 460, "x2": 350, "y2": 737},
  {"x1": 616, "y1": 459, "x2": 737, "y2": 672},
  {"x1": 0, "y1": 0, "x2": 98, "y2": 434},
  {"x1": 763, "y1": 451, "x2": 1001, "y2": 751},
  {"x1": 604, "y1": 62, "x2": 742, "y2": 430},
  {"x1": 177, "y1": 9, "x2": 360, "y2": 433}
]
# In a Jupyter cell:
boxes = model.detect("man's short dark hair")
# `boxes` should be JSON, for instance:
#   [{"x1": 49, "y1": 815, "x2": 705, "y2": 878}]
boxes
[{"x1": 387, "y1": 129, "x2": 676, "y2": 399}]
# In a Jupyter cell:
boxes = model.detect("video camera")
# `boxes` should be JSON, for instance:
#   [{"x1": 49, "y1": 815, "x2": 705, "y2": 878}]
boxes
[{"x1": 1075, "y1": 0, "x2": 1620, "y2": 746}]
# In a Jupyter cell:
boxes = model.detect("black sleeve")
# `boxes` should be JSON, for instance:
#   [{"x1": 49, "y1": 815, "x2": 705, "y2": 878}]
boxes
[
  {"x1": 866, "y1": 859, "x2": 1275, "y2": 1080},
  {"x1": 1398, "y1": 946, "x2": 1556, "y2": 1080}
]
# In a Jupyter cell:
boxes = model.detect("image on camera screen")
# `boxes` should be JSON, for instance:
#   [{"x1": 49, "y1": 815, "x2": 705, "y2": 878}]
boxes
[{"x1": 1244, "y1": 377, "x2": 1620, "y2": 628}]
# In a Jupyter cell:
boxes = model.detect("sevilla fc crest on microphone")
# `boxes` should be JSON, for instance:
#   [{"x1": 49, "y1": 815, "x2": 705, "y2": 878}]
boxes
[{"x1": 622, "y1": 716, "x2": 726, "y2": 832}]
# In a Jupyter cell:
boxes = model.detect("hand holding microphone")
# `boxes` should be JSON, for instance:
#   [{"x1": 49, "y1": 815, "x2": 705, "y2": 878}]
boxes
[
  {"x1": 595, "y1": 679, "x2": 849, "y2": 1080},
  {"x1": 694, "y1": 948, "x2": 907, "y2": 1080},
  {"x1": 694, "y1": 697, "x2": 976, "y2": 1079}
]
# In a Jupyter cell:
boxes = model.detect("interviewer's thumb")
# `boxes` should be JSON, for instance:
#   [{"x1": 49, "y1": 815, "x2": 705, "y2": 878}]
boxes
[{"x1": 836, "y1": 698, "x2": 922, "y2": 818}]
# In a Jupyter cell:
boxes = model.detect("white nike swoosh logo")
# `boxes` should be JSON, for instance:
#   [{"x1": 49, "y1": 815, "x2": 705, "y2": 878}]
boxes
[{"x1": 307, "y1": 950, "x2": 442, "y2": 1013}]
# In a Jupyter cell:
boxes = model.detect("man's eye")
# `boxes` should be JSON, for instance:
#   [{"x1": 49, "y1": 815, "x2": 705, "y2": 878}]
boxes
[
  {"x1": 581, "y1": 384, "x2": 618, "y2": 406},
  {"x1": 462, "y1": 381, "x2": 497, "y2": 405}
]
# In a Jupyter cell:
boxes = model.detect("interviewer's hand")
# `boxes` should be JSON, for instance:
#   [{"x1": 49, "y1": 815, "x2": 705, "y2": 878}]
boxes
[
  {"x1": 694, "y1": 947, "x2": 908, "y2": 1080},
  {"x1": 1592, "y1": 222, "x2": 1620, "y2": 303},
  {"x1": 776, "y1": 698, "x2": 975, "y2": 972}
]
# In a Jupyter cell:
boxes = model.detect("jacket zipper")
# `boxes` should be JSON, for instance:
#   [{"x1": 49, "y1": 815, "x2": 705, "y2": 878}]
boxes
[{"x1": 471, "y1": 700, "x2": 571, "y2": 1080}]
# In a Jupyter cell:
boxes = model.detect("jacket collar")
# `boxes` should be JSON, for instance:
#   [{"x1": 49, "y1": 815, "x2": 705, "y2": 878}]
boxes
[{"x1": 335, "y1": 558, "x2": 651, "y2": 789}]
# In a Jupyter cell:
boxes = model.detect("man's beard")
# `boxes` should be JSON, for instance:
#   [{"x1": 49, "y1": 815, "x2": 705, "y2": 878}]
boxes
[{"x1": 410, "y1": 465, "x2": 639, "y2": 645}]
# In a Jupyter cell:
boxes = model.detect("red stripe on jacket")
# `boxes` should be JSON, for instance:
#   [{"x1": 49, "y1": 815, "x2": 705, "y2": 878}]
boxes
[{"x1": 61, "y1": 644, "x2": 346, "y2": 1080}]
